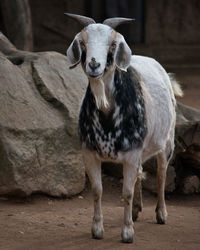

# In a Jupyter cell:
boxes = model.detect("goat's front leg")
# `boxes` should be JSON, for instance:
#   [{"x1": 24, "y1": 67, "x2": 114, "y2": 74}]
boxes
[
  {"x1": 121, "y1": 162, "x2": 138, "y2": 243},
  {"x1": 132, "y1": 175, "x2": 143, "y2": 221},
  {"x1": 82, "y1": 149, "x2": 104, "y2": 239}
]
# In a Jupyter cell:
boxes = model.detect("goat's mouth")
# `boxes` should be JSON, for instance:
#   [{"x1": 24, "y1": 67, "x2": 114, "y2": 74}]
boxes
[{"x1": 88, "y1": 72, "x2": 103, "y2": 79}]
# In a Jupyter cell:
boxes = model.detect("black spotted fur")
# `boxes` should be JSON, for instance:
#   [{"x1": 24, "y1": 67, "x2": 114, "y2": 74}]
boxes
[{"x1": 79, "y1": 67, "x2": 147, "y2": 158}]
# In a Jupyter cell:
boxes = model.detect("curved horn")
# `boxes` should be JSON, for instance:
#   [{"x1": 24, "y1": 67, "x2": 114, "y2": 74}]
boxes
[
  {"x1": 64, "y1": 13, "x2": 96, "y2": 27},
  {"x1": 103, "y1": 17, "x2": 135, "y2": 29}
]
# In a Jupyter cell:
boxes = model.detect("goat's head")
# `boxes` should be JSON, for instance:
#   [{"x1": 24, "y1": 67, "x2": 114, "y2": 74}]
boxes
[{"x1": 66, "y1": 13, "x2": 134, "y2": 79}]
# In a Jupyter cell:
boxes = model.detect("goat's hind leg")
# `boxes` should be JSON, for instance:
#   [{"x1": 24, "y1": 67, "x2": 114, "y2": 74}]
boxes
[
  {"x1": 156, "y1": 150, "x2": 169, "y2": 224},
  {"x1": 83, "y1": 149, "x2": 104, "y2": 239}
]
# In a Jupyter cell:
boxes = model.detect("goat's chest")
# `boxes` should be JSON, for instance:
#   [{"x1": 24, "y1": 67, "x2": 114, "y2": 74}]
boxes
[
  {"x1": 79, "y1": 104, "x2": 145, "y2": 159},
  {"x1": 79, "y1": 68, "x2": 147, "y2": 159}
]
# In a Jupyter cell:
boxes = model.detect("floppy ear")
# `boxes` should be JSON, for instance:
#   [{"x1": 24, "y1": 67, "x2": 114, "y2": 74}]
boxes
[
  {"x1": 115, "y1": 36, "x2": 132, "y2": 71},
  {"x1": 67, "y1": 34, "x2": 81, "y2": 69}
]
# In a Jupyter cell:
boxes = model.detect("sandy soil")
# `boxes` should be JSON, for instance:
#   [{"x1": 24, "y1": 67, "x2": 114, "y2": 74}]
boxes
[
  {"x1": 0, "y1": 68, "x2": 200, "y2": 250},
  {"x1": 0, "y1": 176, "x2": 200, "y2": 250}
]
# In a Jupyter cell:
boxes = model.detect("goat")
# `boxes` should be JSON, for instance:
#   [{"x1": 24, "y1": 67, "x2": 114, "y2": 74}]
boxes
[{"x1": 65, "y1": 13, "x2": 182, "y2": 243}]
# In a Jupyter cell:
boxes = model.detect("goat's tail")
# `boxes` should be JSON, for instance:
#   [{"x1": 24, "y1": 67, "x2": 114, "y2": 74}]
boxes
[{"x1": 168, "y1": 73, "x2": 184, "y2": 97}]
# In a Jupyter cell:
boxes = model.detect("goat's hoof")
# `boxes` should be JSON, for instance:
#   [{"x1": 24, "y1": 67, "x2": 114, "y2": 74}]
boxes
[
  {"x1": 91, "y1": 223, "x2": 104, "y2": 239},
  {"x1": 132, "y1": 205, "x2": 142, "y2": 222},
  {"x1": 132, "y1": 210, "x2": 139, "y2": 222},
  {"x1": 121, "y1": 226, "x2": 134, "y2": 243},
  {"x1": 92, "y1": 229, "x2": 104, "y2": 239},
  {"x1": 156, "y1": 210, "x2": 167, "y2": 224}
]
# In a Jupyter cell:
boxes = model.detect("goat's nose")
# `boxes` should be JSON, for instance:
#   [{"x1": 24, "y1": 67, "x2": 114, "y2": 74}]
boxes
[{"x1": 88, "y1": 58, "x2": 100, "y2": 71}]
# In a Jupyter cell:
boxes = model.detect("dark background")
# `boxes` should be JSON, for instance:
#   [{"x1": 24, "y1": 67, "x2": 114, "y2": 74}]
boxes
[{"x1": 0, "y1": 0, "x2": 200, "y2": 66}]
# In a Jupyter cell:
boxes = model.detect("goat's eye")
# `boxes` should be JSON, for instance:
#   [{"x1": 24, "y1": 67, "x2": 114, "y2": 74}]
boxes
[{"x1": 80, "y1": 41, "x2": 86, "y2": 51}]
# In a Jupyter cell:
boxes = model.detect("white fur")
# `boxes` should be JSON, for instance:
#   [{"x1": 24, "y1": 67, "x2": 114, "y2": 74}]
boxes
[
  {"x1": 128, "y1": 55, "x2": 176, "y2": 160},
  {"x1": 85, "y1": 24, "x2": 112, "y2": 76},
  {"x1": 89, "y1": 78, "x2": 109, "y2": 109},
  {"x1": 168, "y1": 73, "x2": 183, "y2": 97},
  {"x1": 68, "y1": 23, "x2": 179, "y2": 243}
]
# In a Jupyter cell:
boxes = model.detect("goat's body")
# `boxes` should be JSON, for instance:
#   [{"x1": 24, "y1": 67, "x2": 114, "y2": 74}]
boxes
[
  {"x1": 80, "y1": 55, "x2": 176, "y2": 165},
  {"x1": 79, "y1": 55, "x2": 176, "y2": 242},
  {"x1": 66, "y1": 16, "x2": 179, "y2": 243},
  {"x1": 130, "y1": 55, "x2": 176, "y2": 163}
]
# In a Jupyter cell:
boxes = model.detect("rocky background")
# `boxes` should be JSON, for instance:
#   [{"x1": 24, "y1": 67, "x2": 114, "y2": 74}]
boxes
[
  {"x1": 0, "y1": 33, "x2": 87, "y2": 196},
  {"x1": 0, "y1": 0, "x2": 200, "y2": 197}
]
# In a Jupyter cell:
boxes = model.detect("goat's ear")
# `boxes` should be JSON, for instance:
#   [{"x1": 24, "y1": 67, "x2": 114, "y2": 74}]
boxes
[
  {"x1": 67, "y1": 35, "x2": 81, "y2": 69},
  {"x1": 115, "y1": 37, "x2": 132, "y2": 72}
]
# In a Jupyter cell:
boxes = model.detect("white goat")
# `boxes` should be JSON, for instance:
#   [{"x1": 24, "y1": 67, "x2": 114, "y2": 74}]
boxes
[{"x1": 65, "y1": 13, "x2": 182, "y2": 243}]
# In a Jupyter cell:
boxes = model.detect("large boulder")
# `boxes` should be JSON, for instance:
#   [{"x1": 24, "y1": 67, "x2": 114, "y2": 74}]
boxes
[
  {"x1": 0, "y1": 33, "x2": 87, "y2": 196},
  {"x1": 175, "y1": 110, "x2": 200, "y2": 194}
]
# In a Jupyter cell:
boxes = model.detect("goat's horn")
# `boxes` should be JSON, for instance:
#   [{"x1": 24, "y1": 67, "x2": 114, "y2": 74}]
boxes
[
  {"x1": 64, "y1": 13, "x2": 96, "y2": 27},
  {"x1": 103, "y1": 17, "x2": 135, "y2": 29}
]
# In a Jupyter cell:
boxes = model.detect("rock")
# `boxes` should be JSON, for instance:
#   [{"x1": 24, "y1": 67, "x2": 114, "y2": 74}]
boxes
[
  {"x1": 181, "y1": 176, "x2": 200, "y2": 194},
  {"x1": 0, "y1": 33, "x2": 87, "y2": 197},
  {"x1": 142, "y1": 165, "x2": 176, "y2": 194},
  {"x1": 176, "y1": 103, "x2": 200, "y2": 124},
  {"x1": 175, "y1": 143, "x2": 200, "y2": 192}
]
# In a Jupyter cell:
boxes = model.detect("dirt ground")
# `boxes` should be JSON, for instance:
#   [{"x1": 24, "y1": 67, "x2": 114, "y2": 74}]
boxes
[
  {"x1": 0, "y1": 176, "x2": 200, "y2": 250},
  {"x1": 0, "y1": 68, "x2": 200, "y2": 250}
]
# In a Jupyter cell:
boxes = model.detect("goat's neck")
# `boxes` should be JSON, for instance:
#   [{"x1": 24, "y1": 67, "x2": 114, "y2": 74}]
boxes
[{"x1": 89, "y1": 68, "x2": 115, "y2": 114}]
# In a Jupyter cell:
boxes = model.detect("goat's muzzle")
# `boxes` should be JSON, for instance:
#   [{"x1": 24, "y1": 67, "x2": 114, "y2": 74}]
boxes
[{"x1": 88, "y1": 58, "x2": 102, "y2": 78}]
